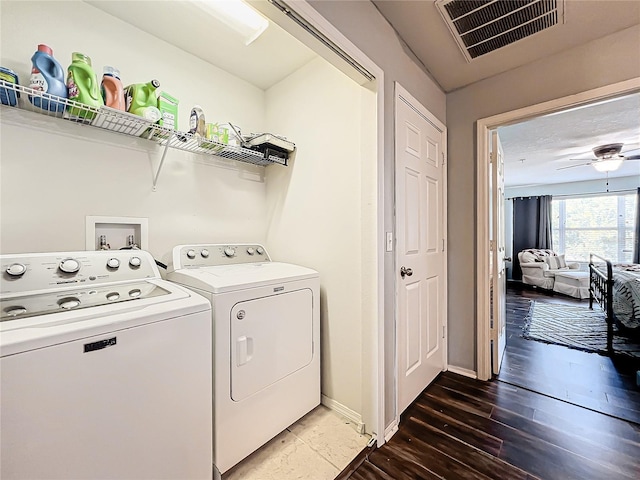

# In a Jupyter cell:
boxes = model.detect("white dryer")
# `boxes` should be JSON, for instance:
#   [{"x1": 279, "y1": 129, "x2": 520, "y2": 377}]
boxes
[
  {"x1": 0, "y1": 250, "x2": 212, "y2": 480},
  {"x1": 166, "y1": 244, "x2": 320, "y2": 476}
]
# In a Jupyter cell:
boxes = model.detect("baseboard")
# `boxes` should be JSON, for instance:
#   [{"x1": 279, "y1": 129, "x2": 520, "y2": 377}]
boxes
[
  {"x1": 321, "y1": 395, "x2": 365, "y2": 434},
  {"x1": 447, "y1": 365, "x2": 477, "y2": 379}
]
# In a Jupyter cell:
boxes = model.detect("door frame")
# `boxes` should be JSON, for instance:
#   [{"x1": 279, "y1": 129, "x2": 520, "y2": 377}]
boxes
[
  {"x1": 476, "y1": 77, "x2": 640, "y2": 381},
  {"x1": 393, "y1": 83, "x2": 448, "y2": 429},
  {"x1": 256, "y1": 1, "x2": 388, "y2": 445}
]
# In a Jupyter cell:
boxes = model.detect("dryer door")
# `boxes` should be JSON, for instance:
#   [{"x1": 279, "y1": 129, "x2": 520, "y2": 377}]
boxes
[{"x1": 231, "y1": 288, "x2": 313, "y2": 402}]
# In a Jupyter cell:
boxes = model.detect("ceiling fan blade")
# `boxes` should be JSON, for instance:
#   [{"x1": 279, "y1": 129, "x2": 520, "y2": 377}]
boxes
[
  {"x1": 557, "y1": 163, "x2": 593, "y2": 170},
  {"x1": 568, "y1": 158, "x2": 597, "y2": 161},
  {"x1": 624, "y1": 154, "x2": 640, "y2": 160}
]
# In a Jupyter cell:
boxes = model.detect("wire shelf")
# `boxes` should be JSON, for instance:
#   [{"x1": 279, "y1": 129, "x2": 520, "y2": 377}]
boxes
[
  {"x1": 0, "y1": 81, "x2": 288, "y2": 170},
  {"x1": 144, "y1": 126, "x2": 287, "y2": 167}
]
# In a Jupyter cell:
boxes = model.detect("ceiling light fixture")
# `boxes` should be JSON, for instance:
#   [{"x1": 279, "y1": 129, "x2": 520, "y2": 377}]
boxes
[
  {"x1": 194, "y1": 0, "x2": 269, "y2": 46},
  {"x1": 592, "y1": 158, "x2": 623, "y2": 172}
]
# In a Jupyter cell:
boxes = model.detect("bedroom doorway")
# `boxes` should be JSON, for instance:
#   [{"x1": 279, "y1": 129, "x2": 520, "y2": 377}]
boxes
[{"x1": 476, "y1": 78, "x2": 640, "y2": 422}]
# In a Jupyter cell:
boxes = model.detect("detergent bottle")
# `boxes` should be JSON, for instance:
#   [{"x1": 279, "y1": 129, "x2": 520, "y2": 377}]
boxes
[
  {"x1": 124, "y1": 79, "x2": 161, "y2": 122},
  {"x1": 101, "y1": 66, "x2": 125, "y2": 111},
  {"x1": 66, "y1": 52, "x2": 103, "y2": 118},
  {"x1": 28, "y1": 44, "x2": 67, "y2": 112}
]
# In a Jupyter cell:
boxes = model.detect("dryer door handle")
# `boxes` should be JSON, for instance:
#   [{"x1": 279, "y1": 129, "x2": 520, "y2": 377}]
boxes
[{"x1": 236, "y1": 336, "x2": 254, "y2": 366}]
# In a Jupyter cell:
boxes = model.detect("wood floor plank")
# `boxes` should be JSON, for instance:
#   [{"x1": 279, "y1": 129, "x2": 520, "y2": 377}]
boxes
[
  {"x1": 403, "y1": 416, "x2": 531, "y2": 480},
  {"x1": 415, "y1": 392, "x2": 636, "y2": 479},
  {"x1": 418, "y1": 383, "x2": 495, "y2": 417},
  {"x1": 380, "y1": 429, "x2": 493, "y2": 480},
  {"x1": 367, "y1": 448, "x2": 442, "y2": 480},
  {"x1": 348, "y1": 461, "x2": 396, "y2": 480},
  {"x1": 404, "y1": 397, "x2": 504, "y2": 457},
  {"x1": 437, "y1": 373, "x2": 536, "y2": 420},
  {"x1": 490, "y1": 405, "x2": 638, "y2": 478}
]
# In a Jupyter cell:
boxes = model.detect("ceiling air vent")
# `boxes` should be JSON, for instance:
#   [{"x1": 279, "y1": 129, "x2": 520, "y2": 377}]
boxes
[{"x1": 435, "y1": 0, "x2": 565, "y2": 61}]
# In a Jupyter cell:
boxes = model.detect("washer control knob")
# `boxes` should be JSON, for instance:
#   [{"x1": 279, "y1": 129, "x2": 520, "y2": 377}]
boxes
[
  {"x1": 129, "y1": 289, "x2": 142, "y2": 298},
  {"x1": 5, "y1": 306, "x2": 27, "y2": 316},
  {"x1": 6, "y1": 263, "x2": 26, "y2": 277},
  {"x1": 201, "y1": 249, "x2": 210, "y2": 258},
  {"x1": 106, "y1": 292, "x2": 120, "y2": 301},
  {"x1": 59, "y1": 258, "x2": 80, "y2": 274},
  {"x1": 186, "y1": 249, "x2": 196, "y2": 259},
  {"x1": 58, "y1": 298, "x2": 80, "y2": 310},
  {"x1": 224, "y1": 247, "x2": 236, "y2": 258},
  {"x1": 106, "y1": 258, "x2": 120, "y2": 269},
  {"x1": 256, "y1": 246, "x2": 265, "y2": 255},
  {"x1": 246, "y1": 247, "x2": 255, "y2": 255},
  {"x1": 129, "y1": 257, "x2": 141, "y2": 268}
]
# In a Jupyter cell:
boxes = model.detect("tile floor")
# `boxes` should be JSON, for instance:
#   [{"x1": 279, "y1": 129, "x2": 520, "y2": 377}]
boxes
[{"x1": 223, "y1": 405, "x2": 370, "y2": 480}]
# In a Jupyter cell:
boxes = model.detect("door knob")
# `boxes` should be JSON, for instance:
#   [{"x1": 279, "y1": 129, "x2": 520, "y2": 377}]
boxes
[
  {"x1": 504, "y1": 257, "x2": 512, "y2": 262},
  {"x1": 400, "y1": 266, "x2": 413, "y2": 278}
]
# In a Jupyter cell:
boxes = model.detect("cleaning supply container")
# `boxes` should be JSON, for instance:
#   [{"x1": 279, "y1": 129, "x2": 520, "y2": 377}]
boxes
[
  {"x1": 124, "y1": 80, "x2": 161, "y2": 122},
  {"x1": 157, "y1": 91, "x2": 179, "y2": 129},
  {"x1": 0, "y1": 67, "x2": 20, "y2": 106},
  {"x1": 66, "y1": 52, "x2": 103, "y2": 118},
  {"x1": 29, "y1": 44, "x2": 67, "y2": 112},
  {"x1": 101, "y1": 66, "x2": 125, "y2": 111}
]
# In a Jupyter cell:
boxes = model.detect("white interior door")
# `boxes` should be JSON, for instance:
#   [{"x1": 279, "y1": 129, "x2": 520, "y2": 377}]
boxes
[
  {"x1": 395, "y1": 86, "x2": 446, "y2": 415},
  {"x1": 491, "y1": 130, "x2": 507, "y2": 375}
]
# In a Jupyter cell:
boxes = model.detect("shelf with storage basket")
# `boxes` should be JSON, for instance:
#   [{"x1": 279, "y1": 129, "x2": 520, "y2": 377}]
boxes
[{"x1": 0, "y1": 81, "x2": 291, "y2": 188}]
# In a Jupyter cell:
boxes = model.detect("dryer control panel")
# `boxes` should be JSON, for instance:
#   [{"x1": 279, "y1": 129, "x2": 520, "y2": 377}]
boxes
[{"x1": 172, "y1": 244, "x2": 271, "y2": 270}]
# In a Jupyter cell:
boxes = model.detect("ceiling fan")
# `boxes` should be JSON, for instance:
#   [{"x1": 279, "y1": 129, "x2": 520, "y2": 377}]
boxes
[{"x1": 558, "y1": 143, "x2": 640, "y2": 172}]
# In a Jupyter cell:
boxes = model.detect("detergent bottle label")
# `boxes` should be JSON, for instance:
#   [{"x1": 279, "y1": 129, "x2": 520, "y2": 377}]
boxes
[
  {"x1": 67, "y1": 71, "x2": 79, "y2": 99},
  {"x1": 29, "y1": 72, "x2": 48, "y2": 93}
]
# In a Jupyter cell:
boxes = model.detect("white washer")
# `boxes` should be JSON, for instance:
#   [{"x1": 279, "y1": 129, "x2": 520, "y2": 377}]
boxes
[
  {"x1": 166, "y1": 244, "x2": 320, "y2": 476},
  {"x1": 0, "y1": 250, "x2": 212, "y2": 480}
]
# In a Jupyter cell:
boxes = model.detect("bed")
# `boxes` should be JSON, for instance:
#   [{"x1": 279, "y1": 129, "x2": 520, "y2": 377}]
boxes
[{"x1": 589, "y1": 253, "x2": 640, "y2": 353}]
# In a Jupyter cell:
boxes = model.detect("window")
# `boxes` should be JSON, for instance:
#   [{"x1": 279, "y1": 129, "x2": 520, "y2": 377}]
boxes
[{"x1": 552, "y1": 192, "x2": 637, "y2": 263}]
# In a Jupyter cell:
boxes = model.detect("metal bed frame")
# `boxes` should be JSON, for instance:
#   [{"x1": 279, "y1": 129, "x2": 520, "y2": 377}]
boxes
[{"x1": 589, "y1": 253, "x2": 614, "y2": 354}]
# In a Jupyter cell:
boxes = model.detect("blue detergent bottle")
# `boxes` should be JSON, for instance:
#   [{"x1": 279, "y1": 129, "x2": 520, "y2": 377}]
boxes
[{"x1": 29, "y1": 44, "x2": 67, "y2": 112}]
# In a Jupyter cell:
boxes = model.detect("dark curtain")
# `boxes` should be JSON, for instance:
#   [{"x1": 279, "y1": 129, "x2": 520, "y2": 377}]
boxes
[
  {"x1": 634, "y1": 187, "x2": 640, "y2": 264},
  {"x1": 512, "y1": 195, "x2": 553, "y2": 280}
]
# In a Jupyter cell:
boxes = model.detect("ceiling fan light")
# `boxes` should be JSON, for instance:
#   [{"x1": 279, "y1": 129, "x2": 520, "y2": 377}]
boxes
[{"x1": 592, "y1": 159, "x2": 623, "y2": 172}]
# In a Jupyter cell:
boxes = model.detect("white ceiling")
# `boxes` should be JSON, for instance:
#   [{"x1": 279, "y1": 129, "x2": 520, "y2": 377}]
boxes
[
  {"x1": 372, "y1": 0, "x2": 640, "y2": 92},
  {"x1": 86, "y1": 1, "x2": 317, "y2": 90},
  {"x1": 498, "y1": 93, "x2": 640, "y2": 187}
]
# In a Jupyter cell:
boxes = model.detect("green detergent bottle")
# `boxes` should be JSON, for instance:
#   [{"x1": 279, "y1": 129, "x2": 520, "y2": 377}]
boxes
[
  {"x1": 66, "y1": 52, "x2": 103, "y2": 119},
  {"x1": 124, "y1": 80, "x2": 161, "y2": 123}
]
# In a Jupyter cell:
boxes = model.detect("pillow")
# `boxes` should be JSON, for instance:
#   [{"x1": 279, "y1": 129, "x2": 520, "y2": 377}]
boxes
[
  {"x1": 544, "y1": 254, "x2": 567, "y2": 270},
  {"x1": 521, "y1": 251, "x2": 537, "y2": 263}
]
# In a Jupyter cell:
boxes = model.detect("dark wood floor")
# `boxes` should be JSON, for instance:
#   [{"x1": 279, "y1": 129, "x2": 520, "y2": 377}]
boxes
[
  {"x1": 338, "y1": 284, "x2": 640, "y2": 479},
  {"x1": 339, "y1": 371, "x2": 640, "y2": 479},
  {"x1": 498, "y1": 284, "x2": 640, "y2": 424}
]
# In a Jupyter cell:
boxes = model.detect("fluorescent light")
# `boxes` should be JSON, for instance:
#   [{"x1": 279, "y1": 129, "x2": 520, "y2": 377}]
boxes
[
  {"x1": 194, "y1": 0, "x2": 269, "y2": 45},
  {"x1": 592, "y1": 158, "x2": 623, "y2": 172}
]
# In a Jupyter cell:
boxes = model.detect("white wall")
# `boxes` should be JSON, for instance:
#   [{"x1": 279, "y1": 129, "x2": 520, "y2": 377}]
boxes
[
  {"x1": 264, "y1": 57, "x2": 377, "y2": 424},
  {"x1": 308, "y1": 0, "x2": 446, "y2": 428},
  {"x1": 0, "y1": 1, "x2": 268, "y2": 258},
  {"x1": 446, "y1": 25, "x2": 640, "y2": 371}
]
